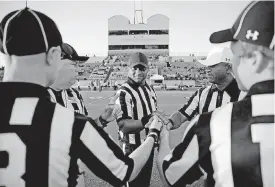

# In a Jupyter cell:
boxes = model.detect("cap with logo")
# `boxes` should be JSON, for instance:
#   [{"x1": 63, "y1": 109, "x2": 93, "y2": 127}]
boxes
[
  {"x1": 129, "y1": 52, "x2": 149, "y2": 68},
  {"x1": 61, "y1": 43, "x2": 89, "y2": 62},
  {"x1": 0, "y1": 8, "x2": 63, "y2": 56},
  {"x1": 199, "y1": 47, "x2": 233, "y2": 67},
  {"x1": 209, "y1": 1, "x2": 274, "y2": 50}
]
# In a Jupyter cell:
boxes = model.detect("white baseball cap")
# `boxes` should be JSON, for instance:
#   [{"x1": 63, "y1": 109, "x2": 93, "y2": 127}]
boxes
[{"x1": 199, "y1": 47, "x2": 233, "y2": 66}]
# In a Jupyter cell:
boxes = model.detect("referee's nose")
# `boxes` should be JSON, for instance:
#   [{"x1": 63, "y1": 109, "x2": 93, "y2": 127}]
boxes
[
  {"x1": 205, "y1": 67, "x2": 211, "y2": 73},
  {"x1": 135, "y1": 68, "x2": 143, "y2": 75},
  {"x1": 136, "y1": 68, "x2": 141, "y2": 74}
]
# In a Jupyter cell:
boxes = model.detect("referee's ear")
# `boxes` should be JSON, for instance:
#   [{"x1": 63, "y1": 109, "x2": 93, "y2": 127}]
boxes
[
  {"x1": 252, "y1": 50, "x2": 266, "y2": 74},
  {"x1": 226, "y1": 63, "x2": 233, "y2": 74},
  {"x1": 46, "y1": 46, "x2": 62, "y2": 67}
]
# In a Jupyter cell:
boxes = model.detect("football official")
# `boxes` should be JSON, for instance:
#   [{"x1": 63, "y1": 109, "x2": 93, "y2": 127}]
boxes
[
  {"x1": 48, "y1": 43, "x2": 89, "y2": 187},
  {"x1": 115, "y1": 52, "x2": 158, "y2": 187},
  {"x1": 48, "y1": 43, "x2": 89, "y2": 116},
  {"x1": 157, "y1": 1, "x2": 274, "y2": 187},
  {"x1": 155, "y1": 47, "x2": 245, "y2": 132},
  {"x1": 0, "y1": 8, "x2": 163, "y2": 187}
]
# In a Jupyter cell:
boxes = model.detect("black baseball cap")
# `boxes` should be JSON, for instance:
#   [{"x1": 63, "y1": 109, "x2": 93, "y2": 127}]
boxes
[
  {"x1": 61, "y1": 43, "x2": 89, "y2": 62},
  {"x1": 210, "y1": 1, "x2": 274, "y2": 50},
  {"x1": 0, "y1": 8, "x2": 63, "y2": 56},
  {"x1": 129, "y1": 52, "x2": 148, "y2": 68}
]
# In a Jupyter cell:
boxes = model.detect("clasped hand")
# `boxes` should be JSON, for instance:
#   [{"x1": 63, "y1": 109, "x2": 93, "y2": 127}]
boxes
[
  {"x1": 100, "y1": 93, "x2": 122, "y2": 122},
  {"x1": 143, "y1": 110, "x2": 172, "y2": 132},
  {"x1": 151, "y1": 110, "x2": 173, "y2": 130},
  {"x1": 144, "y1": 115, "x2": 164, "y2": 132}
]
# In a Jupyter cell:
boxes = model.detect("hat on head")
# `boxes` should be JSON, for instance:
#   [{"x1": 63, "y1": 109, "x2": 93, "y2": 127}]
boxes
[
  {"x1": 199, "y1": 47, "x2": 233, "y2": 66},
  {"x1": 129, "y1": 52, "x2": 148, "y2": 68},
  {"x1": 61, "y1": 43, "x2": 89, "y2": 62},
  {"x1": 0, "y1": 8, "x2": 63, "y2": 56},
  {"x1": 210, "y1": 1, "x2": 274, "y2": 50}
]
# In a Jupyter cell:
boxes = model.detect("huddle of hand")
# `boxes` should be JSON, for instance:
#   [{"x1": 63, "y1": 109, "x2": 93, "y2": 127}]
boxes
[
  {"x1": 144, "y1": 110, "x2": 172, "y2": 146},
  {"x1": 97, "y1": 94, "x2": 171, "y2": 145}
]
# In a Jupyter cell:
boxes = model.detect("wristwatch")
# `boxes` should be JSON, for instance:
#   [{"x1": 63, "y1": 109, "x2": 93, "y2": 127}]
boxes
[
  {"x1": 147, "y1": 128, "x2": 160, "y2": 146},
  {"x1": 165, "y1": 119, "x2": 174, "y2": 129},
  {"x1": 98, "y1": 115, "x2": 108, "y2": 128},
  {"x1": 147, "y1": 132, "x2": 158, "y2": 143}
]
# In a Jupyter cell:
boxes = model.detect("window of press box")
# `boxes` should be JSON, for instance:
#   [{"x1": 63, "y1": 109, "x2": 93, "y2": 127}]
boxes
[
  {"x1": 129, "y1": 30, "x2": 148, "y2": 35},
  {"x1": 108, "y1": 30, "x2": 128, "y2": 35},
  {"x1": 149, "y1": 30, "x2": 169, "y2": 35}
]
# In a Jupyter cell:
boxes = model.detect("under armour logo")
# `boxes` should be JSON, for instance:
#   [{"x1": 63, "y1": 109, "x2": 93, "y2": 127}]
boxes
[{"x1": 246, "y1": 30, "x2": 259, "y2": 41}]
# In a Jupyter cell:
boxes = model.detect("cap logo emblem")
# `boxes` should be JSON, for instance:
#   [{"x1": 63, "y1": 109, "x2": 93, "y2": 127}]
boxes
[
  {"x1": 225, "y1": 58, "x2": 230, "y2": 62},
  {"x1": 246, "y1": 30, "x2": 259, "y2": 41}
]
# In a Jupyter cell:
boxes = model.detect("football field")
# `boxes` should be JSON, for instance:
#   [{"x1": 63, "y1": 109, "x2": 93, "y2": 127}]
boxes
[{"x1": 80, "y1": 89, "x2": 204, "y2": 187}]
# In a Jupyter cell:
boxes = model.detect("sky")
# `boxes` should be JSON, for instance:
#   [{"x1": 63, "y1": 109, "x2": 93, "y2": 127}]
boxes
[{"x1": 0, "y1": 0, "x2": 250, "y2": 56}]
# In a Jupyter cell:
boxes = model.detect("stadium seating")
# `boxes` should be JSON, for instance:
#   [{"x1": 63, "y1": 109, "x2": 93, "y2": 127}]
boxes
[{"x1": 75, "y1": 54, "x2": 209, "y2": 88}]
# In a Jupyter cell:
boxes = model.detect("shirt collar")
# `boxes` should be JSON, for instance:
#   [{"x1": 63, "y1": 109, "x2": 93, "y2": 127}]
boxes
[
  {"x1": 224, "y1": 79, "x2": 240, "y2": 98},
  {"x1": 127, "y1": 77, "x2": 146, "y2": 88},
  {"x1": 246, "y1": 80, "x2": 274, "y2": 97},
  {"x1": 211, "y1": 79, "x2": 240, "y2": 97},
  {"x1": 0, "y1": 82, "x2": 51, "y2": 99},
  {"x1": 49, "y1": 87, "x2": 64, "y2": 95}
]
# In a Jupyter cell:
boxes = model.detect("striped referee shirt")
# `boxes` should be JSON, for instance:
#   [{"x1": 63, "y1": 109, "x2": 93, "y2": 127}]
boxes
[
  {"x1": 179, "y1": 79, "x2": 245, "y2": 120},
  {"x1": 48, "y1": 87, "x2": 88, "y2": 115},
  {"x1": 116, "y1": 79, "x2": 158, "y2": 145},
  {"x1": 0, "y1": 82, "x2": 134, "y2": 187},
  {"x1": 162, "y1": 80, "x2": 274, "y2": 187}
]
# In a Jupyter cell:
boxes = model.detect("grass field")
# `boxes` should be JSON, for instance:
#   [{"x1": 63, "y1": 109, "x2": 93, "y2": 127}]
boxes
[{"x1": 80, "y1": 89, "x2": 204, "y2": 187}]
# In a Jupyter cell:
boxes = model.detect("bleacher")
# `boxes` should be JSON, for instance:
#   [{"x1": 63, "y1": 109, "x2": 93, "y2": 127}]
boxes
[{"x1": 76, "y1": 54, "x2": 208, "y2": 85}]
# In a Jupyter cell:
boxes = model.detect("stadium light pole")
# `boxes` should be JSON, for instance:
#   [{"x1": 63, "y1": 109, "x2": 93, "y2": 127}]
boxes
[
  {"x1": 134, "y1": 0, "x2": 144, "y2": 24},
  {"x1": 133, "y1": 1, "x2": 135, "y2": 24}
]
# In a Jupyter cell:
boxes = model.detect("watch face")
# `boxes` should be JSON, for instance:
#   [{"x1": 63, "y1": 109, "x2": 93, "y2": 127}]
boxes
[{"x1": 99, "y1": 116, "x2": 108, "y2": 127}]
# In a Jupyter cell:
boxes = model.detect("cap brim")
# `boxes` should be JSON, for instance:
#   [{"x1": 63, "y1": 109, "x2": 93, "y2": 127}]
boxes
[
  {"x1": 198, "y1": 60, "x2": 208, "y2": 66},
  {"x1": 130, "y1": 62, "x2": 148, "y2": 67},
  {"x1": 198, "y1": 60, "x2": 218, "y2": 67},
  {"x1": 71, "y1": 56, "x2": 90, "y2": 62},
  {"x1": 210, "y1": 29, "x2": 237, "y2": 44}
]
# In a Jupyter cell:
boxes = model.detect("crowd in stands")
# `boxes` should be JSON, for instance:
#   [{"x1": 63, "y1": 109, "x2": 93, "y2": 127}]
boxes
[
  {"x1": 72, "y1": 53, "x2": 208, "y2": 84},
  {"x1": 108, "y1": 53, "x2": 169, "y2": 63},
  {"x1": 0, "y1": 54, "x2": 208, "y2": 85}
]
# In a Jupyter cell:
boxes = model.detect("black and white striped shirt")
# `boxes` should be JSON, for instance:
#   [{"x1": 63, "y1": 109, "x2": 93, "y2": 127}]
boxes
[
  {"x1": 48, "y1": 87, "x2": 88, "y2": 115},
  {"x1": 0, "y1": 82, "x2": 134, "y2": 187},
  {"x1": 116, "y1": 79, "x2": 157, "y2": 145},
  {"x1": 179, "y1": 79, "x2": 245, "y2": 120},
  {"x1": 163, "y1": 80, "x2": 274, "y2": 187}
]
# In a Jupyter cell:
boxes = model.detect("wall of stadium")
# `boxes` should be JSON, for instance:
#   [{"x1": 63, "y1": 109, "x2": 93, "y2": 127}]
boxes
[
  {"x1": 108, "y1": 14, "x2": 169, "y2": 31},
  {"x1": 108, "y1": 49, "x2": 169, "y2": 55},
  {"x1": 108, "y1": 14, "x2": 169, "y2": 55},
  {"x1": 108, "y1": 35, "x2": 169, "y2": 45}
]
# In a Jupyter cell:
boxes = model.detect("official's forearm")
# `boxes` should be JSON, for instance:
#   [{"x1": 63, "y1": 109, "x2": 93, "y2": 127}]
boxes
[
  {"x1": 169, "y1": 111, "x2": 188, "y2": 130},
  {"x1": 91, "y1": 116, "x2": 105, "y2": 129},
  {"x1": 157, "y1": 134, "x2": 171, "y2": 186},
  {"x1": 118, "y1": 119, "x2": 144, "y2": 134},
  {"x1": 128, "y1": 137, "x2": 155, "y2": 181}
]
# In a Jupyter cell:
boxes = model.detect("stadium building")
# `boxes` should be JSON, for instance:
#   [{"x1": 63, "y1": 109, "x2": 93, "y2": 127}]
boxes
[
  {"x1": 76, "y1": 11, "x2": 207, "y2": 90},
  {"x1": 108, "y1": 14, "x2": 169, "y2": 57}
]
